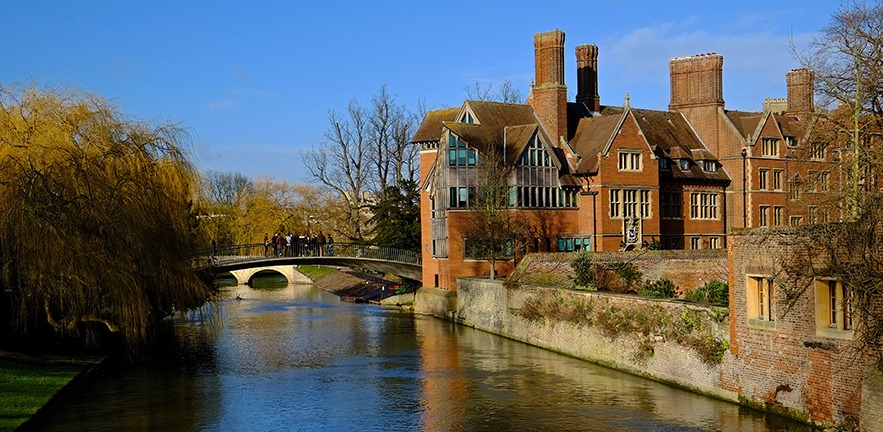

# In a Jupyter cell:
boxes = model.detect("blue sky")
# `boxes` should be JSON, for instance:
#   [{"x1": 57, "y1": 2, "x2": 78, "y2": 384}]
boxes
[{"x1": 2, "y1": 1, "x2": 839, "y2": 183}]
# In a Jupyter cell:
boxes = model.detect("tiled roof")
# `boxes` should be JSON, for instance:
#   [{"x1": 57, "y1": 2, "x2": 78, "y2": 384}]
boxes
[
  {"x1": 568, "y1": 114, "x2": 621, "y2": 174},
  {"x1": 444, "y1": 101, "x2": 567, "y2": 168},
  {"x1": 776, "y1": 113, "x2": 812, "y2": 140},
  {"x1": 503, "y1": 124, "x2": 537, "y2": 166},
  {"x1": 724, "y1": 110, "x2": 763, "y2": 140},
  {"x1": 411, "y1": 107, "x2": 459, "y2": 143},
  {"x1": 632, "y1": 109, "x2": 730, "y2": 183}
]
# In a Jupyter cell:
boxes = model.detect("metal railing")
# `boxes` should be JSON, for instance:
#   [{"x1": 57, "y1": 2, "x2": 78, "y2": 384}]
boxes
[{"x1": 195, "y1": 242, "x2": 422, "y2": 267}]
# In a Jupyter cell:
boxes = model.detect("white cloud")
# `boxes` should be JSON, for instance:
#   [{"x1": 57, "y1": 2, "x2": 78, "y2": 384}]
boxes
[{"x1": 206, "y1": 100, "x2": 236, "y2": 112}]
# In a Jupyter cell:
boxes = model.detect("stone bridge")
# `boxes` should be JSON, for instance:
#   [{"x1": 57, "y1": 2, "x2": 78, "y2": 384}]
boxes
[{"x1": 196, "y1": 242, "x2": 422, "y2": 283}]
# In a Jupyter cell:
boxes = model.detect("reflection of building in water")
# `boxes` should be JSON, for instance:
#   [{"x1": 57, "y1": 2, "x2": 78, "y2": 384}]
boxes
[{"x1": 415, "y1": 317, "x2": 467, "y2": 431}]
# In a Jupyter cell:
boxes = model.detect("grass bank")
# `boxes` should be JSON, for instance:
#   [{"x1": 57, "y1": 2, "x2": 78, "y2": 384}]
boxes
[
  {"x1": 297, "y1": 265, "x2": 336, "y2": 281},
  {"x1": 0, "y1": 359, "x2": 83, "y2": 431}
]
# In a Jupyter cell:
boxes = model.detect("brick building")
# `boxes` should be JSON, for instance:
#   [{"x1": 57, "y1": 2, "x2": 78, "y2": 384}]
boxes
[
  {"x1": 412, "y1": 29, "x2": 837, "y2": 290},
  {"x1": 726, "y1": 231, "x2": 883, "y2": 429}
]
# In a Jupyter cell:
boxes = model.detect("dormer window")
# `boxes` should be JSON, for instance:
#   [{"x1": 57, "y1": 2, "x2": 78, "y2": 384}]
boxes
[
  {"x1": 785, "y1": 136, "x2": 796, "y2": 147},
  {"x1": 678, "y1": 159, "x2": 690, "y2": 171},
  {"x1": 459, "y1": 111, "x2": 475, "y2": 124},
  {"x1": 703, "y1": 161, "x2": 717, "y2": 172}
]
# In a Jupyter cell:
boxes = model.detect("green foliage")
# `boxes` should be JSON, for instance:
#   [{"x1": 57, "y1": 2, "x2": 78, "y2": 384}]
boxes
[
  {"x1": 571, "y1": 251, "x2": 594, "y2": 287},
  {"x1": 694, "y1": 336, "x2": 730, "y2": 365},
  {"x1": 516, "y1": 290, "x2": 730, "y2": 366},
  {"x1": 570, "y1": 256, "x2": 644, "y2": 293},
  {"x1": 685, "y1": 280, "x2": 729, "y2": 306},
  {"x1": 611, "y1": 262, "x2": 643, "y2": 291},
  {"x1": 646, "y1": 238, "x2": 663, "y2": 250},
  {"x1": 639, "y1": 278, "x2": 677, "y2": 299},
  {"x1": 0, "y1": 84, "x2": 215, "y2": 352},
  {"x1": 368, "y1": 179, "x2": 420, "y2": 250},
  {"x1": 680, "y1": 309, "x2": 702, "y2": 332}
]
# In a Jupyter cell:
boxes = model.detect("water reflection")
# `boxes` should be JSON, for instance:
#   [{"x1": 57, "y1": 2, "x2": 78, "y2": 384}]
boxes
[{"x1": 43, "y1": 279, "x2": 815, "y2": 432}]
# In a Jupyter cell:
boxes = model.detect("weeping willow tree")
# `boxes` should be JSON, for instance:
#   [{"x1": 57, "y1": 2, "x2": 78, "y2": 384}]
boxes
[{"x1": 0, "y1": 84, "x2": 215, "y2": 352}]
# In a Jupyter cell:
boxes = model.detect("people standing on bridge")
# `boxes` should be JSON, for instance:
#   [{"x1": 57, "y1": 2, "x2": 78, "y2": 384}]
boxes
[
  {"x1": 263, "y1": 233, "x2": 270, "y2": 257},
  {"x1": 275, "y1": 232, "x2": 284, "y2": 257},
  {"x1": 270, "y1": 233, "x2": 278, "y2": 257},
  {"x1": 285, "y1": 233, "x2": 292, "y2": 257},
  {"x1": 327, "y1": 234, "x2": 334, "y2": 256},
  {"x1": 318, "y1": 232, "x2": 326, "y2": 256}
]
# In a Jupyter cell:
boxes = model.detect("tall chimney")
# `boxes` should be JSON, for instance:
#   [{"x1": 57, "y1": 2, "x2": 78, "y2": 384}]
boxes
[
  {"x1": 669, "y1": 53, "x2": 724, "y2": 110},
  {"x1": 576, "y1": 44, "x2": 600, "y2": 112},
  {"x1": 532, "y1": 30, "x2": 568, "y2": 142},
  {"x1": 668, "y1": 53, "x2": 725, "y2": 154},
  {"x1": 786, "y1": 68, "x2": 814, "y2": 114}
]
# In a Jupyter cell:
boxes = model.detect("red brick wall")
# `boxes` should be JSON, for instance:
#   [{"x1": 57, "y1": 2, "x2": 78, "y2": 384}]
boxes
[{"x1": 728, "y1": 233, "x2": 865, "y2": 428}]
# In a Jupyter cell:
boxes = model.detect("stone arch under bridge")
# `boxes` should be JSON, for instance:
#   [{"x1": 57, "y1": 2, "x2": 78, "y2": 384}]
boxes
[{"x1": 226, "y1": 265, "x2": 312, "y2": 285}]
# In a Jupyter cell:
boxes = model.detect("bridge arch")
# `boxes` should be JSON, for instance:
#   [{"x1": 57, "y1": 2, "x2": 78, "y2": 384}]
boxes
[{"x1": 228, "y1": 265, "x2": 312, "y2": 285}]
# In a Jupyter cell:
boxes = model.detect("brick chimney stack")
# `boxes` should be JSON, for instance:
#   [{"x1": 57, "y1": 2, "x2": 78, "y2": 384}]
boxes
[
  {"x1": 668, "y1": 53, "x2": 725, "y2": 154},
  {"x1": 575, "y1": 44, "x2": 600, "y2": 112},
  {"x1": 532, "y1": 30, "x2": 568, "y2": 142},
  {"x1": 669, "y1": 53, "x2": 724, "y2": 110},
  {"x1": 786, "y1": 68, "x2": 814, "y2": 114}
]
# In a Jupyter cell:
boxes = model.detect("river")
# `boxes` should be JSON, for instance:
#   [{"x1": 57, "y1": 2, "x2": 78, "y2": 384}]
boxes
[{"x1": 42, "y1": 276, "x2": 814, "y2": 431}]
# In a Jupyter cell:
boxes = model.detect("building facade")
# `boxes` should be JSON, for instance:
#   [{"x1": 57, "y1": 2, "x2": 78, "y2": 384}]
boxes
[{"x1": 412, "y1": 29, "x2": 840, "y2": 290}]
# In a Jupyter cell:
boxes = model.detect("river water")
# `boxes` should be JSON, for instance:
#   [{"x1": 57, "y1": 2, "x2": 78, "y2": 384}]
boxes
[{"x1": 42, "y1": 277, "x2": 814, "y2": 431}]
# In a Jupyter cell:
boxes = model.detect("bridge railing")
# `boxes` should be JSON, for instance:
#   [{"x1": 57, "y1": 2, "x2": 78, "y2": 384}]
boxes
[{"x1": 197, "y1": 242, "x2": 421, "y2": 266}]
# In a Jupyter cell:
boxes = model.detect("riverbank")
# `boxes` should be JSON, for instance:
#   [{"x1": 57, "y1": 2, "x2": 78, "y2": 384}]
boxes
[
  {"x1": 301, "y1": 265, "x2": 405, "y2": 303},
  {"x1": 0, "y1": 354, "x2": 103, "y2": 432}
]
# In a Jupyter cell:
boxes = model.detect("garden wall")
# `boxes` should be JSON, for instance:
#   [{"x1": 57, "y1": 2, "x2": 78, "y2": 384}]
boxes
[
  {"x1": 452, "y1": 278, "x2": 737, "y2": 402},
  {"x1": 518, "y1": 250, "x2": 727, "y2": 295}
]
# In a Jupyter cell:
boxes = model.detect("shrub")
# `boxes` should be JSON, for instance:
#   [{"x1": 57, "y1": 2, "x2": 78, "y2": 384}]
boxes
[
  {"x1": 571, "y1": 251, "x2": 595, "y2": 287},
  {"x1": 686, "y1": 280, "x2": 729, "y2": 306},
  {"x1": 639, "y1": 278, "x2": 677, "y2": 299},
  {"x1": 611, "y1": 262, "x2": 643, "y2": 291}
]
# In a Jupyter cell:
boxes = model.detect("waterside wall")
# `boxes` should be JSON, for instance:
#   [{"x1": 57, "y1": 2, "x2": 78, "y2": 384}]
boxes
[{"x1": 414, "y1": 279, "x2": 883, "y2": 430}]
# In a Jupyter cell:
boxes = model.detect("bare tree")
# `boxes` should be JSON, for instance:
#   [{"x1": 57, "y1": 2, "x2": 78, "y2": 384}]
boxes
[
  {"x1": 792, "y1": 0, "x2": 883, "y2": 217},
  {"x1": 464, "y1": 79, "x2": 523, "y2": 104},
  {"x1": 460, "y1": 144, "x2": 522, "y2": 280},
  {"x1": 392, "y1": 111, "x2": 420, "y2": 185},
  {"x1": 303, "y1": 101, "x2": 371, "y2": 242},
  {"x1": 304, "y1": 87, "x2": 420, "y2": 242},
  {"x1": 779, "y1": 1, "x2": 883, "y2": 369}
]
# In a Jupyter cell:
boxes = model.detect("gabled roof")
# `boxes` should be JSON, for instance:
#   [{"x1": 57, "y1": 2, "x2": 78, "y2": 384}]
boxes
[
  {"x1": 776, "y1": 112, "x2": 813, "y2": 141},
  {"x1": 724, "y1": 109, "x2": 816, "y2": 145},
  {"x1": 443, "y1": 100, "x2": 566, "y2": 168},
  {"x1": 411, "y1": 108, "x2": 459, "y2": 143},
  {"x1": 503, "y1": 124, "x2": 537, "y2": 166},
  {"x1": 631, "y1": 109, "x2": 730, "y2": 183},
  {"x1": 568, "y1": 107, "x2": 729, "y2": 182},
  {"x1": 568, "y1": 114, "x2": 622, "y2": 174},
  {"x1": 724, "y1": 110, "x2": 763, "y2": 140}
]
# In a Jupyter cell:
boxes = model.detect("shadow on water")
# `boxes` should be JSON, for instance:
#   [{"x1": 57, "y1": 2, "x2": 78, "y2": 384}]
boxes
[
  {"x1": 214, "y1": 271, "x2": 238, "y2": 288},
  {"x1": 246, "y1": 271, "x2": 288, "y2": 290}
]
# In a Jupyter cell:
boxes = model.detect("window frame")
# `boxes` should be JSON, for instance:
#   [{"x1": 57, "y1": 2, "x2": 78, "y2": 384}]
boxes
[{"x1": 617, "y1": 150, "x2": 643, "y2": 172}]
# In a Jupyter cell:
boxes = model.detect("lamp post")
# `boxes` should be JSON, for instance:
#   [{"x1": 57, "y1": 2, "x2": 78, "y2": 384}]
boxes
[{"x1": 741, "y1": 147, "x2": 748, "y2": 228}]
